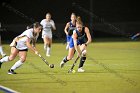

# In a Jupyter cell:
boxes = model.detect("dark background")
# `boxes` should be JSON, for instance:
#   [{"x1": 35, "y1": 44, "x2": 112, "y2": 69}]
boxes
[{"x1": 0, "y1": 0, "x2": 140, "y2": 40}]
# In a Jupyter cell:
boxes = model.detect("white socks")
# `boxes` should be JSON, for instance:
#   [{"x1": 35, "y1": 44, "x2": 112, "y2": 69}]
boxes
[
  {"x1": 0, "y1": 57, "x2": 24, "y2": 70},
  {"x1": 0, "y1": 56, "x2": 9, "y2": 63},
  {"x1": 44, "y1": 45, "x2": 51, "y2": 56},
  {"x1": 47, "y1": 47, "x2": 50, "y2": 54},
  {"x1": 46, "y1": 47, "x2": 51, "y2": 56},
  {"x1": 11, "y1": 60, "x2": 23, "y2": 70}
]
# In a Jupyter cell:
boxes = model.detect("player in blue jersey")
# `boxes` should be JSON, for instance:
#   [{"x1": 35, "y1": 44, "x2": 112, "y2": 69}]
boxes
[
  {"x1": 60, "y1": 16, "x2": 92, "y2": 72},
  {"x1": 64, "y1": 13, "x2": 77, "y2": 50}
]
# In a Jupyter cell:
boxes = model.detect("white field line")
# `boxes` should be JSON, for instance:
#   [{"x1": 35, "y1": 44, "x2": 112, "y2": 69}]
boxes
[{"x1": 0, "y1": 85, "x2": 20, "y2": 93}]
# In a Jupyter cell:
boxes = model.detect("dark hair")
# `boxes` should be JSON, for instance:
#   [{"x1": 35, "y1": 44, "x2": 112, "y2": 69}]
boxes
[
  {"x1": 46, "y1": 13, "x2": 51, "y2": 17},
  {"x1": 71, "y1": 13, "x2": 76, "y2": 16},
  {"x1": 26, "y1": 22, "x2": 42, "y2": 30},
  {"x1": 26, "y1": 24, "x2": 33, "y2": 29},
  {"x1": 33, "y1": 22, "x2": 43, "y2": 28}
]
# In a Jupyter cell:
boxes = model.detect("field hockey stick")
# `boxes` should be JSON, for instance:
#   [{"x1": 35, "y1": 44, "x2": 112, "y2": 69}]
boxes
[
  {"x1": 68, "y1": 48, "x2": 86, "y2": 73},
  {"x1": 68, "y1": 56, "x2": 80, "y2": 73},
  {"x1": 37, "y1": 53, "x2": 54, "y2": 68}
]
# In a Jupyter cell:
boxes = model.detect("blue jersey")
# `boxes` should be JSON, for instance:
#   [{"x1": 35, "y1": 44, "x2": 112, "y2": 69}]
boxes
[
  {"x1": 68, "y1": 21, "x2": 76, "y2": 36},
  {"x1": 69, "y1": 27, "x2": 86, "y2": 48},
  {"x1": 66, "y1": 21, "x2": 76, "y2": 42}
]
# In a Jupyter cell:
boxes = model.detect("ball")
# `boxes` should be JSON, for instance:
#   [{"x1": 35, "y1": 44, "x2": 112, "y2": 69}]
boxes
[
  {"x1": 49, "y1": 64, "x2": 54, "y2": 68},
  {"x1": 72, "y1": 70, "x2": 76, "y2": 73}
]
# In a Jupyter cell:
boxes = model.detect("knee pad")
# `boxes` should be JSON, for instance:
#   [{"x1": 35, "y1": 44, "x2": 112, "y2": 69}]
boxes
[{"x1": 82, "y1": 50, "x2": 87, "y2": 56}]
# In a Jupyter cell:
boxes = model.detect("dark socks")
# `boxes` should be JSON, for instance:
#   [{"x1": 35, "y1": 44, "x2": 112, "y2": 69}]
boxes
[
  {"x1": 63, "y1": 56, "x2": 69, "y2": 63},
  {"x1": 79, "y1": 57, "x2": 86, "y2": 68}
]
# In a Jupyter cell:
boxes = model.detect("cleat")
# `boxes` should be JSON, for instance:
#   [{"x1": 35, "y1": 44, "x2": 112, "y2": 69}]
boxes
[
  {"x1": 8, "y1": 69, "x2": 17, "y2": 74},
  {"x1": 46, "y1": 52, "x2": 50, "y2": 57},
  {"x1": 78, "y1": 67, "x2": 85, "y2": 72},
  {"x1": 60, "y1": 61, "x2": 65, "y2": 68},
  {"x1": 46, "y1": 54, "x2": 50, "y2": 57}
]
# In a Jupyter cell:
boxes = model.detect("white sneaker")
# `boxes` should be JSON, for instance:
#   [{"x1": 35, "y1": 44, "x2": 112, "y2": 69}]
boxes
[
  {"x1": 46, "y1": 52, "x2": 50, "y2": 57},
  {"x1": 60, "y1": 61, "x2": 65, "y2": 68},
  {"x1": 46, "y1": 53, "x2": 50, "y2": 57},
  {"x1": 78, "y1": 67, "x2": 85, "y2": 72}
]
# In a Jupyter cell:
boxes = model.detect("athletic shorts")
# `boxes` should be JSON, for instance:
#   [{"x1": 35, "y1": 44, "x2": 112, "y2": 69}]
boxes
[
  {"x1": 42, "y1": 30, "x2": 52, "y2": 39},
  {"x1": 69, "y1": 38, "x2": 86, "y2": 48},
  {"x1": 66, "y1": 35, "x2": 72, "y2": 42}
]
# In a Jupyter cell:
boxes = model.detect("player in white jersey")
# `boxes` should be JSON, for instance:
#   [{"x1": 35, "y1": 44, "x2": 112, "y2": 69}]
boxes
[
  {"x1": 40, "y1": 13, "x2": 56, "y2": 57},
  {"x1": 0, "y1": 22, "x2": 43, "y2": 74}
]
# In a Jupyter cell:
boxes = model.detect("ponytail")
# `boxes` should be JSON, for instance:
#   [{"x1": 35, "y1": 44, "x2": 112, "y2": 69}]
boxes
[
  {"x1": 26, "y1": 24, "x2": 33, "y2": 29},
  {"x1": 26, "y1": 22, "x2": 42, "y2": 30}
]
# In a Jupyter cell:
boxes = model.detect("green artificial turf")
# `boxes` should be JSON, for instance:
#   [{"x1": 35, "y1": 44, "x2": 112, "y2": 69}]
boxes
[{"x1": 0, "y1": 41, "x2": 140, "y2": 93}]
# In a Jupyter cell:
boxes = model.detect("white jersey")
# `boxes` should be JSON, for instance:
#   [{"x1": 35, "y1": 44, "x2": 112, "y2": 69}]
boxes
[
  {"x1": 14, "y1": 28, "x2": 39, "y2": 50},
  {"x1": 18, "y1": 28, "x2": 39, "y2": 40},
  {"x1": 40, "y1": 19, "x2": 55, "y2": 39}
]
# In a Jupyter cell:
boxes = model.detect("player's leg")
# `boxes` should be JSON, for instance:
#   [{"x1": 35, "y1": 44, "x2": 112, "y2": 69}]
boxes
[
  {"x1": 47, "y1": 32, "x2": 53, "y2": 56},
  {"x1": 43, "y1": 36, "x2": 49, "y2": 56},
  {"x1": 78, "y1": 44, "x2": 87, "y2": 72},
  {"x1": 46, "y1": 38, "x2": 52, "y2": 57},
  {"x1": 60, "y1": 37, "x2": 75, "y2": 68},
  {"x1": 0, "y1": 47, "x2": 18, "y2": 68},
  {"x1": 66, "y1": 42, "x2": 69, "y2": 50},
  {"x1": 60, "y1": 48, "x2": 75, "y2": 68},
  {"x1": 66, "y1": 35, "x2": 70, "y2": 50},
  {"x1": 8, "y1": 50, "x2": 27, "y2": 74},
  {"x1": 43, "y1": 35, "x2": 47, "y2": 50},
  {"x1": 43, "y1": 33, "x2": 52, "y2": 57}
]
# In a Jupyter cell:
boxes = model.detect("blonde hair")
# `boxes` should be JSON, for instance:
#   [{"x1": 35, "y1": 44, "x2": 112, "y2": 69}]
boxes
[{"x1": 76, "y1": 16, "x2": 83, "y2": 25}]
